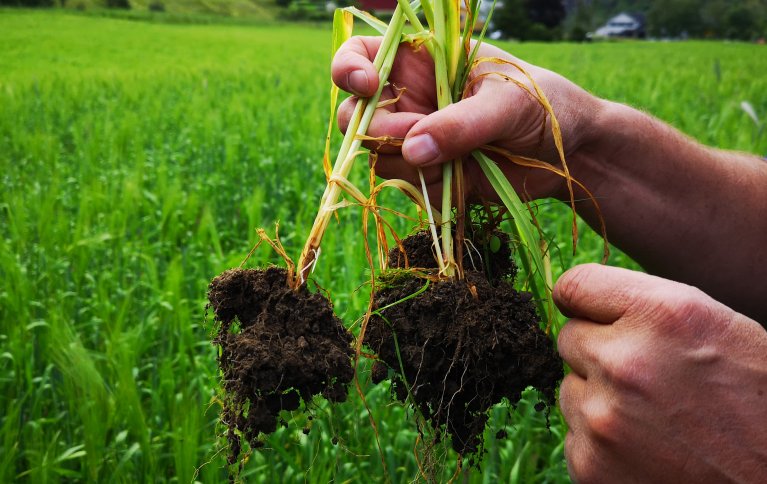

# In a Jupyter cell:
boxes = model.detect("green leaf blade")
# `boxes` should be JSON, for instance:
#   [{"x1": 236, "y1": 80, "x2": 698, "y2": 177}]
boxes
[{"x1": 473, "y1": 150, "x2": 554, "y2": 326}]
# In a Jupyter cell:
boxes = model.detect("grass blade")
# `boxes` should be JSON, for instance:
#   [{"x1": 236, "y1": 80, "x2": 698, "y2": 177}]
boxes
[
  {"x1": 342, "y1": 6, "x2": 389, "y2": 35},
  {"x1": 323, "y1": 9, "x2": 355, "y2": 181},
  {"x1": 473, "y1": 150, "x2": 554, "y2": 326}
]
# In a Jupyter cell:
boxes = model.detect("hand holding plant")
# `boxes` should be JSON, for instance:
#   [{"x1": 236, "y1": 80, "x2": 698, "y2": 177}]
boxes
[{"x1": 333, "y1": 37, "x2": 604, "y2": 203}]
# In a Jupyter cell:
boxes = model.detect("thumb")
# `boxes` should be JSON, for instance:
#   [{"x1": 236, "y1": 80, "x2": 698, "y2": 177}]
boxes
[{"x1": 401, "y1": 90, "x2": 510, "y2": 167}]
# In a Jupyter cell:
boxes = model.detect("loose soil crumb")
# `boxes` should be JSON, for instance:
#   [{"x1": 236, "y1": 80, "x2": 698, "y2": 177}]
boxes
[
  {"x1": 366, "y1": 232, "x2": 563, "y2": 457},
  {"x1": 207, "y1": 266, "x2": 354, "y2": 464}
]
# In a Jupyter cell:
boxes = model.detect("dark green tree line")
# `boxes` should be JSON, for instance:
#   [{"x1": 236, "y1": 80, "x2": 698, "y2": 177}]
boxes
[
  {"x1": 564, "y1": 0, "x2": 767, "y2": 40},
  {"x1": 649, "y1": 0, "x2": 766, "y2": 40},
  {"x1": 494, "y1": 0, "x2": 567, "y2": 41}
]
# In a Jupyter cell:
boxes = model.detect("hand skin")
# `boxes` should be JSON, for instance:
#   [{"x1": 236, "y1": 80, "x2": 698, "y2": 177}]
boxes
[
  {"x1": 331, "y1": 36, "x2": 767, "y2": 324},
  {"x1": 331, "y1": 36, "x2": 600, "y2": 202},
  {"x1": 332, "y1": 36, "x2": 767, "y2": 482},
  {"x1": 555, "y1": 264, "x2": 767, "y2": 483}
]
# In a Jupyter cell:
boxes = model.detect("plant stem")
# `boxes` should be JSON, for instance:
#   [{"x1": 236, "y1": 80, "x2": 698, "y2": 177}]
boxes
[
  {"x1": 295, "y1": 8, "x2": 407, "y2": 288},
  {"x1": 396, "y1": 0, "x2": 435, "y2": 58},
  {"x1": 432, "y1": 0, "x2": 458, "y2": 278},
  {"x1": 419, "y1": 170, "x2": 446, "y2": 274}
]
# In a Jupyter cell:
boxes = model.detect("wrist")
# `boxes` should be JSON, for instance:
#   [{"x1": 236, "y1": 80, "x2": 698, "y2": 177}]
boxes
[{"x1": 554, "y1": 100, "x2": 634, "y2": 202}]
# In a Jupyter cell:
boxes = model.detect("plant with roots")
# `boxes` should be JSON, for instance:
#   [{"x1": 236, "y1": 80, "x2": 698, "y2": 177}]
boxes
[
  {"x1": 208, "y1": 0, "x2": 607, "y2": 477},
  {"x1": 292, "y1": 0, "x2": 605, "y2": 319}
]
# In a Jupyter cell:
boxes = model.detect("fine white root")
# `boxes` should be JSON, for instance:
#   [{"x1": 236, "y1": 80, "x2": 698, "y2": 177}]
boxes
[
  {"x1": 463, "y1": 238, "x2": 483, "y2": 272},
  {"x1": 300, "y1": 248, "x2": 322, "y2": 284},
  {"x1": 418, "y1": 169, "x2": 446, "y2": 273}
]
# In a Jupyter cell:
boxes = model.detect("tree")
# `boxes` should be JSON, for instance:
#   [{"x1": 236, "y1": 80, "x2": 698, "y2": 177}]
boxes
[
  {"x1": 0, "y1": 0, "x2": 54, "y2": 5},
  {"x1": 528, "y1": 0, "x2": 566, "y2": 28},
  {"x1": 649, "y1": 0, "x2": 766, "y2": 39},
  {"x1": 724, "y1": 3, "x2": 763, "y2": 40},
  {"x1": 106, "y1": 0, "x2": 130, "y2": 8},
  {"x1": 493, "y1": 0, "x2": 529, "y2": 39},
  {"x1": 700, "y1": 0, "x2": 730, "y2": 37},
  {"x1": 567, "y1": 0, "x2": 596, "y2": 41},
  {"x1": 494, "y1": 0, "x2": 564, "y2": 41},
  {"x1": 648, "y1": 0, "x2": 703, "y2": 37}
]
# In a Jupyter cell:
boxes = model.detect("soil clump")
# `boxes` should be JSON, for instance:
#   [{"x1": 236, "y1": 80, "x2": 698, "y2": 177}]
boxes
[
  {"x1": 207, "y1": 266, "x2": 354, "y2": 464},
  {"x1": 365, "y1": 231, "x2": 563, "y2": 456},
  {"x1": 388, "y1": 229, "x2": 516, "y2": 283}
]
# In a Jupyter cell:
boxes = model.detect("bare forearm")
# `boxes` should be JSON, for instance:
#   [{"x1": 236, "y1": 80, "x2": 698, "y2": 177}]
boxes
[{"x1": 570, "y1": 101, "x2": 767, "y2": 323}]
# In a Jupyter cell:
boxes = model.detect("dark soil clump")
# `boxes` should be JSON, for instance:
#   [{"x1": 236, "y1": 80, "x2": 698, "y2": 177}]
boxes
[
  {"x1": 366, "y1": 232, "x2": 563, "y2": 457},
  {"x1": 388, "y1": 229, "x2": 516, "y2": 283},
  {"x1": 207, "y1": 266, "x2": 354, "y2": 464}
]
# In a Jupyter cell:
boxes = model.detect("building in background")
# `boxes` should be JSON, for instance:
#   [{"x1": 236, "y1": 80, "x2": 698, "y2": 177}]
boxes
[{"x1": 590, "y1": 12, "x2": 646, "y2": 38}]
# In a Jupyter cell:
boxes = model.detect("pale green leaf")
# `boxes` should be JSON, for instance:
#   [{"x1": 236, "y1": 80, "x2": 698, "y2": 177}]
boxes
[
  {"x1": 324, "y1": 9, "x2": 356, "y2": 180},
  {"x1": 342, "y1": 6, "x2": 388, "y2": 35}
]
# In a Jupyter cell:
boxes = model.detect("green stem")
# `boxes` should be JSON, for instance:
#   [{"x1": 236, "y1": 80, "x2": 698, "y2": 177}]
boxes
[
  {"x1": 473, "y1": 149, "x2": 553, "y2": 327},
  {"x1": 296, "y1": 8, "x2": 407, "y2": 286},
  {"x1": 395, "y1": 0, "x2": 435, "y2": 57},
  {"x1": 432, "y1": 0, "x2": 456, "y2": 278},
  {"x1": 419, "y1": 169, "x2": 446, "y2": 274}
]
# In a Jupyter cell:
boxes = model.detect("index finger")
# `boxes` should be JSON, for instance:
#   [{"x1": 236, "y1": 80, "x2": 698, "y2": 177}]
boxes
[
  {"x1": 331, "y1": 36, "x2": 382, "y2": 97},
  {"x1": 553, "y1": 264, "x2": 658, "y2": 324}
]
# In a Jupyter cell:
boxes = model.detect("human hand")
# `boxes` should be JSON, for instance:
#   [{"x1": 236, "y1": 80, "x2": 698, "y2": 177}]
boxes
[
  {"x1": 330, "y1": 36, "x2": 606, "y2": 202},
  {"x1": 555, "y1": 263, "x2": 767, "y2": 483}
]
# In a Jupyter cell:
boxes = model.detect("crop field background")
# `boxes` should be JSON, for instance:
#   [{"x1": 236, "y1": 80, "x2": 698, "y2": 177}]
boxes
[{"x1": 1, "y1": 8, "x2": 765, "y2": 483}]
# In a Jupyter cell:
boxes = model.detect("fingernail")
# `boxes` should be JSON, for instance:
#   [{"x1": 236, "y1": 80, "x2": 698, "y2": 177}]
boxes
[
  {"x1": 403, "y1": 134, "x2": 439, "y2": 165},
  {"x1": 347, "y1": 70, "x2": 369, "y2": 95}
]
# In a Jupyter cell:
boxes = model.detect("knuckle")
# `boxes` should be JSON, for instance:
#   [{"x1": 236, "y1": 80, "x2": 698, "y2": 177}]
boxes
[
  {"x1": 556, "y1": 321, "x2": 574, "y2": 351},
  {"x1": 564, "y1": 431, "x2": 578, "y2": 470},
  {"x1": 336, "y1": 99, "x2": 356, "y2": 132},
  {"x1": 557, "y1": 373, "x2": 577, "y2": 419},
  {"x1": 430, "y1": 114, "x2": 467, "y2": 158},
  {"x1": 582, "y1": 397, "x2": 620, "y2": 445},
  {"x1": 564, "y1": 430, "x2": 576, "y2": 458},
  {"x1": 356, "y1": 35, "x2": 378, "y2": 59},
  {"x1": 599, "y1": 342, "x2": 650, "y2": 394},
  {"x1": 565, "y1": 432, "x2": 600, "y2": 484},
  {"x1": 662, "y1": 287, "x2": 708, "y2": 322},
  {"x1": 555, "y1": 264, "x2": 596, "y2": 310},
  {"x1": 647, "y1": 285, "x2": 717, "y2": 336},
  {"x1": 556, "y1": 320, "x2": 582, "y2": 366},
  {"x1": 606, "y1": 362, "x2": 642, "y2": 393},
  {"x1": 331, "y1": 53, "x2": 354, "y2": 86},
  {"x1": 431, "y1": 119, "x2": 455, "y2": 150}
]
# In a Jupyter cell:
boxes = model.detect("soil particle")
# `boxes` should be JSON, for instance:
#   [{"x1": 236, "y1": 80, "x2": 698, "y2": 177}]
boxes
[
  {"x1": 207, "y1": 266, "x2": 354, "y2": 463},
  {"x1": 365, "y1": 232, "x2": 563, "y2": 457},
  {"x1": 371, "y1": 360, "x2": 388, "y2": 384}
]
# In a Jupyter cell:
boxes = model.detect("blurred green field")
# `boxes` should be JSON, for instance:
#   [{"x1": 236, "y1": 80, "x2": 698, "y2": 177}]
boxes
[{"x1": 1, "y1": 8, "x2": 765, "y2": 483}]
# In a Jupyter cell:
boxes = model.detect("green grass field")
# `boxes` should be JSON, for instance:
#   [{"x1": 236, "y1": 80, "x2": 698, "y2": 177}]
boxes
[{"x1": 1, "y1": 8, "x2": 765, "y2": 483}]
